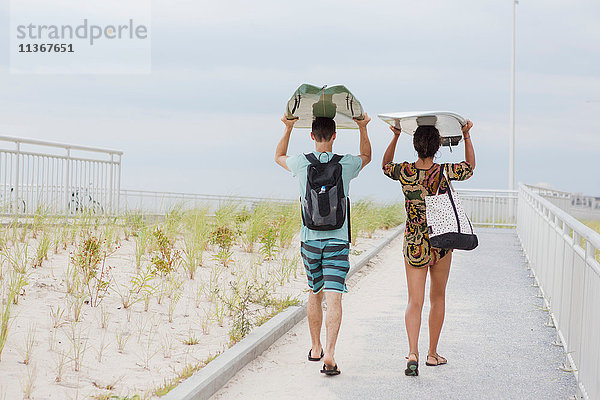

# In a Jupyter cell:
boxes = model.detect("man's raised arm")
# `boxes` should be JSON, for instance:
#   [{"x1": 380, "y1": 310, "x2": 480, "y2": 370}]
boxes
[
  {"x1": 353, "y1": 113, "x2": 371, "y2": 170},
  {"x1": 275, "y1": 115, "x2": 298, "y2": 171}
]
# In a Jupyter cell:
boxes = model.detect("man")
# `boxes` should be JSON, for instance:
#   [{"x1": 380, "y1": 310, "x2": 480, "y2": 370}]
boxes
[{"x1": 275, "y1": 113, "x2": 371, "y2": 375}]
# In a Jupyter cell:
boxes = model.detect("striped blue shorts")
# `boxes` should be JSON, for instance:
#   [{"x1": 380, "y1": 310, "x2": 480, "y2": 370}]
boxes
[{"x1": 300, "y1": 239, "x2": 350, "y2": 294}]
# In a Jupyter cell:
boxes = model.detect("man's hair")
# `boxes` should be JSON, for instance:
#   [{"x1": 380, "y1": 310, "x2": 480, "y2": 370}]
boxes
[
  {"x1": 312, "y1": 117, "x2": 336, "y2": 142},
  {"x1": 413, "y1": 125, "x2": 441, "y2": 159}
]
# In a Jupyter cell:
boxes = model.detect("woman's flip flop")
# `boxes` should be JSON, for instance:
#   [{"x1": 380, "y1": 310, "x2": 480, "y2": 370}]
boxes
[
  {"x1": 405, "y1": 353, "x2": 419, "y2": 376},
  {"x1": 426, "y1": 353, "x2": 448, "y2": 366},
  {"x1": 308, "y1": 349, "x2": 324, "y2": 362}
]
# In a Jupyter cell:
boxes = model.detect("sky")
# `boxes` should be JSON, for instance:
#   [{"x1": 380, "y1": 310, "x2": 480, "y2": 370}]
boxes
[{"x1": 0, "y1": 0, "x2": 599, "y2": 201}]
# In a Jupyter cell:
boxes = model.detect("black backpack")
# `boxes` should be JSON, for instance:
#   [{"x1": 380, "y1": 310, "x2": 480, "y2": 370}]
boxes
[{"x1": 301, "y1": 153, "x2": 351, "y2": 237}]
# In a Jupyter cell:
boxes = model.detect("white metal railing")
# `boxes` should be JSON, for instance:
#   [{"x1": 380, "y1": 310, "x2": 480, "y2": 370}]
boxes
[
  {"x1": 456, "y1": 189, "x2": 518, "y2": 227},
  {"x1": 119, "y1": 189, "x2": 296, "y2": 215},
  {"x1": 517, "y1": 183, "x2": 600, "y2": 400},
  {"x1": 527, "y1": 184, "x2": 573, "y2": 212},
  {"x1": 118, "y1": 188, "x2": 519, "y2": 222},
  {"x1": 0, "y1": 136, "x2": 122, "y2": 216},
  {"x1": 120, "y1": 189, "x2": 519, "y2": 223}
]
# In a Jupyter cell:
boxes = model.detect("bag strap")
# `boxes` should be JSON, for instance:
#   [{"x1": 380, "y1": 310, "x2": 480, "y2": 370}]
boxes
[
  {"x1": 330, "y1": 154, "x2": 343, "y2": 164},
  {"x1": 436, "y1": 164, "x2": 447, "y2": 195},
  {"x1": 437, "y1": 163, "x2": 456, "y2": 195},
  {"x1": 438, "y1": 163, "x2": 461, "y2": 232}
]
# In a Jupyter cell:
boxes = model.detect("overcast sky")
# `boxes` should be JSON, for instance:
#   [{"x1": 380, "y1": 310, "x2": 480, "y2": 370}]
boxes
[{"x1": 0, "y1": 0, "x2": 598, "y2": 201}]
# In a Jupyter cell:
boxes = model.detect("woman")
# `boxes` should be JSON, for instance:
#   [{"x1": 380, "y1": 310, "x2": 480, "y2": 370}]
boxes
[{"x1": 381, "y1": 121, "x2": 475, "y2": 376}]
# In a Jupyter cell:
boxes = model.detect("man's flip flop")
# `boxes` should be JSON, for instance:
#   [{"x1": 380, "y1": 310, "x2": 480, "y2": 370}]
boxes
[
  {"x1": 320, "y1": 364, "x2": 341, "y2": 376},
  {"x1": 308, "y1": 349, "x2": 324, "y2": 362}
]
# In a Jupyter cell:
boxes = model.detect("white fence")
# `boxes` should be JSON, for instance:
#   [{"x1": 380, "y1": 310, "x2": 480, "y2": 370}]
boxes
[
  {"x1": 528, "y1": 185, "x2": 573, "y2": 212},
  {"x1": 118, "y1": 188, "x2": 518, "y2": 223},
  {"x1": 517, "y1": 183, "x2": 600, "y2": 400},
  {"x1": 119, "y1": 189, "x2": 296, "y2": 215},
  {"x1": 529, "y1": 185, "x2": 600, "y2": 221},
  {"x1": 457, "y1": 189, "x2": 518, "y2": 227},
  {"x1": 0, "y1": 136, "x2": 122, "y2": 216}
]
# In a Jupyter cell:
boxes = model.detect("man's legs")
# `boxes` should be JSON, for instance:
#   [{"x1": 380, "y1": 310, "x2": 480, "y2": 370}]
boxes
[
  {"x1": 320, "y1": 240, "x2": 349, "y2": 370},
  {"x1": 302, "y1": 239, "x2": 348, "y2": 372},
  {"x1": 322, "y1": 291, "x2": 342, "y2": 369},
  {"x1": 302, "y1": 240, "x2": 325, "y2": 359},
  {"x1": 307, "y1": 290, "x2": 324, "y2": 358}
]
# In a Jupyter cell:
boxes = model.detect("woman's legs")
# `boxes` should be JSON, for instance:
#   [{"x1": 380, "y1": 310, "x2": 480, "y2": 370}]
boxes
[
  {"x1": 428, "y1": 252, "x2": 452, "y2": 360},
  {"x1": 404, "y1": 260, "x2": 428, "y2": 360}
]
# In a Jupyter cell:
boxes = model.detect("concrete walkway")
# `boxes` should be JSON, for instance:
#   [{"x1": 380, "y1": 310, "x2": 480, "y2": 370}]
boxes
[{"x1": 213, "y1": 229, "x2": 579, "y2": 400}]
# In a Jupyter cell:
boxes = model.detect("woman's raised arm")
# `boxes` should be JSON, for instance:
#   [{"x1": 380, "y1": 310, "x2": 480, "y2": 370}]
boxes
[
  {"x1": 381, "y1": 126, "x2": 402, "y2": 169},
  {"x1": 462, "y1": 120, "x2": 476, "y2": 169}
]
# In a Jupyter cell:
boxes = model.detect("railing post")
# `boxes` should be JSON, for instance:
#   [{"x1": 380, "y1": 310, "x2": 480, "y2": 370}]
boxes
[
  {"x1": 109, "y1": 153, "x2": 114, "y2": 214},
  {"x1": 13, "y1": 141, "x2": 20, "y2": 216},
  {"x1": 492, "y1": 192, "x2": 497, "y2": 228},
  {"x1": 65, "y1": 147, "x2": 71, "y2": 215},
  {"x1": 116, "y1": 154, "x2": 121, "y2": 216}
]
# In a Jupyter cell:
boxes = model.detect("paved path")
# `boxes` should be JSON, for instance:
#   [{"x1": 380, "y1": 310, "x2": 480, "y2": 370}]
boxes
[{"x1": 213, "y1": 229, "x2": 578, "y2": 400}]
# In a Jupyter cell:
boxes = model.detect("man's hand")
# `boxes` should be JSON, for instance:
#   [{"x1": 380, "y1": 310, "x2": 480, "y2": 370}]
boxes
[
  {"x1": 281, "y1": 115, "x2": 299, "y2": 130},
  {"x1": 389, "y1": 125, "x2": 402, "y2": 136},
  {"x1": 276, "y1": 115, "x2": 297, "y2": 171},
  {"x1": 353, "y1": 113, "x2": 371, "y2": 129},
  {"x1": 462, "y1": 119, "x2": 473, "y2": 136},
  {"x1": 354, "y1": 113, "x2": 372, "y2": 170}
]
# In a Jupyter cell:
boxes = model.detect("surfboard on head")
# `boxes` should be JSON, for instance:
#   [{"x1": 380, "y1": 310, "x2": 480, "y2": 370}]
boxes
[
  {"x1": 285, "y1": 84, "x2": 365, "y2": 129},
  {"x1": 378, "y1": 111, "x2": 467, "y2": 147}
]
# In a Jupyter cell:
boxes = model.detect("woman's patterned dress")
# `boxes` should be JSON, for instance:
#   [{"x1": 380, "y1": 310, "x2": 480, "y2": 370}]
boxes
[{"x1": 383, "y1": 161, "x2": 474, "y2": 268}]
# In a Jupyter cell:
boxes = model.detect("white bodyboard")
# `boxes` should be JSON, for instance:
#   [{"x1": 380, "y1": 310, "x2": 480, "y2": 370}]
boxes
[{"x1": 378, "y1": 111, "x2": 466, "y2": 147}]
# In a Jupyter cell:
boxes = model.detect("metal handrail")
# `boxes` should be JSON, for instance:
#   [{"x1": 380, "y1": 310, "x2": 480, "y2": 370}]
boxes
[
  {"x1": 456, "y1": 189, "x2": 518, "y2": 228},
  {"x1": 120, "y1": 189, "x2": 296, "y2": 204},
  {"x1": 522, "y1": 185, "x2": 600, "y2": 250},
  {"x1": 525, "y1": 184, "x2": 573, "y2": 198},
  {"x1": 0, "y1": 136, "x2": 122, "y2": 216},
  {"x1": 0, "y1": 135, "x2": 123, "y2": 155},
  {"x1": 517, "y1": 183, "x2": 600, "y2": 400},
  {"x1": 456, "y1": 189, "x2": 518, "y2": 195}
]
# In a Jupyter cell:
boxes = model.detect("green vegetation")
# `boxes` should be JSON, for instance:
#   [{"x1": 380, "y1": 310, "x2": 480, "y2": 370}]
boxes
[
  {"x1": 71, "y1": 232, "x2": 115, "y2": 307},
  {"x1": 582, "y1": 220, "x2": 600, "y2": 235},
  {"x1": 350, "y1": 201, "x2": 405, "y2": 244},
  {"x1": 581, "y1": 220, "x2": 600, "y2": 262},
  {"x1": 152, "y1": 353, "x2": 220, "y2": 397}
]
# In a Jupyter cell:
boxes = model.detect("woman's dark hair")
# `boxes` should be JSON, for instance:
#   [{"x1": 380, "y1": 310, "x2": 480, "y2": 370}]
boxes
[
  {"x1": 413, "y1": 125, "x2": 441, "y2": 159},
  {"x1": 312, "y1": 117, "x2": 336, "y2": 142}
]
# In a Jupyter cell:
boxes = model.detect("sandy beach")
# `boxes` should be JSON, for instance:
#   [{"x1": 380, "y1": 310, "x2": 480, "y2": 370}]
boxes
[{"x1": 0, "y1": 212, "x2": 393, "y2": 400}]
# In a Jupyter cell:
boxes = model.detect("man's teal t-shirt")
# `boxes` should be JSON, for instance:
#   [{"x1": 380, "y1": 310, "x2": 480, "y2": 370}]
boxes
[{"x1": 286, "y1": 151, "x2": 363, "y2": 242}]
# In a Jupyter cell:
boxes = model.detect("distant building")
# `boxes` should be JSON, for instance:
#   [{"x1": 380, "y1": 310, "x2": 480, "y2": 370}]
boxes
[{"x1": 572, "y1": 194, "x2": 600, "y2": 210}]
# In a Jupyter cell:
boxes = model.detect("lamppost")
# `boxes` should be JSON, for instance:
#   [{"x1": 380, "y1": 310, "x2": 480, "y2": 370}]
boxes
[{"x1": 509, "y1": 0, "x2": 519, "y2": 191}]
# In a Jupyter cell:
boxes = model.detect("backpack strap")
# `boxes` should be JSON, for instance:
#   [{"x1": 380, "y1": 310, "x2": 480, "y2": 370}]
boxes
[
  {"x1": 330, "y1": 154, "x2": 343, "y2": 164},
  {"x1": 347, "y1": 197, "x2": 352, "y2": 244},
  {"x1": 304, "y1": 153, "x2": 319, "y2": 165},
  {"x1": 305, "y1": 153, "x2": 343, "y2": 164}
]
